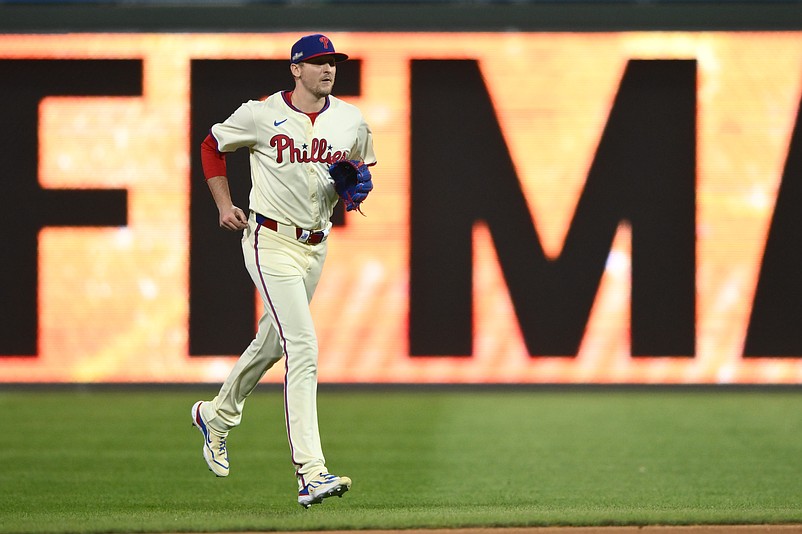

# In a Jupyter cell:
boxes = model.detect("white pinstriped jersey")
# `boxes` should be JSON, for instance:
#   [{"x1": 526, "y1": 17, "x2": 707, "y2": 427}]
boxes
[{"x1": 211, "y1": 91, "x2": 376, "y2": 231}]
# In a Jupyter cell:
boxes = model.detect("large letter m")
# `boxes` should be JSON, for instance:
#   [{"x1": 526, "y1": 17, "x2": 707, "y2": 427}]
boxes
[{"x1": 410, "y1": 59, "x2": 696, "y2": 357}]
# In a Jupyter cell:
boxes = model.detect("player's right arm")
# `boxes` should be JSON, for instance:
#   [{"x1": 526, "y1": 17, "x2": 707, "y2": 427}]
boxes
[
  {"x1": 201, "y1": 133, "x2": 247, "y2": 231},
  {"x1": 200, "y1": 102, "x2": 259, "y2": 231},
  {"x1": 206, "y1": 175, "x2": 248, "y2": 231}
]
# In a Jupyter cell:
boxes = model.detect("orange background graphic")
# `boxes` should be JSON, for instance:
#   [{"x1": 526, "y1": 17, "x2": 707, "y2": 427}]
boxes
[{"x1": 1, "y1": 32, "x2": 802, "y2": 383}]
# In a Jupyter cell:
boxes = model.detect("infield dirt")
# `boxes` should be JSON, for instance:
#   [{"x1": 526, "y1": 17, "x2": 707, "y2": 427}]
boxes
[{"x1": 269, "y1": 527, "x2": 802, "y2": 534}]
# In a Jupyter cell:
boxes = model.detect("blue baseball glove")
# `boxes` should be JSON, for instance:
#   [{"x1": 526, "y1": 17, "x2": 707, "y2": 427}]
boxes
[{"x1": 328, "y1": 159, "x2": 373, "y2": 214}]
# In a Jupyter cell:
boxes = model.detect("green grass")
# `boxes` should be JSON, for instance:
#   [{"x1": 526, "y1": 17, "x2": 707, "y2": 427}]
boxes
[{"x1": 2, "y1": 387, "x2": 802, "y2": 533}]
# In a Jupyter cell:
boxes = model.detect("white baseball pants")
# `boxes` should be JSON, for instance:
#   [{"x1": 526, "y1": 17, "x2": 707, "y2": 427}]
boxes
[{"x1": 200, "y1": 211, "x2": 329, "y2": 484}]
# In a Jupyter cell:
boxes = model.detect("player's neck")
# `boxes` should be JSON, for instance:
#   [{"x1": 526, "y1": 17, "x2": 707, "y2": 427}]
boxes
[{"x1": 290, "y1": 88, "x2": 327, "y2": 114}]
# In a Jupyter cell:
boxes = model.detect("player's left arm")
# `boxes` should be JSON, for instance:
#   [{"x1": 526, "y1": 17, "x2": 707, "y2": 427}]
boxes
[
  {"x1": 351, "y1": 119, "x2": 377, "y2": 167},
  {"x1": 329, "y1": 119, "x2": 376, "y2": 214}
]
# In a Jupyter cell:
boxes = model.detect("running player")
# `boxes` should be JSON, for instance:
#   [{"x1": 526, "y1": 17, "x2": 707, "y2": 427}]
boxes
[{"x1": 191, "y1": 33, "x2": 376, "y2": 508}]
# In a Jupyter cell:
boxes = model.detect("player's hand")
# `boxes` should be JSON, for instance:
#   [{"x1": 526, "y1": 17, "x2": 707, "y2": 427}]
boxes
[{"x1": 219, "y1": 205, "x2": 248, "y2": 231}]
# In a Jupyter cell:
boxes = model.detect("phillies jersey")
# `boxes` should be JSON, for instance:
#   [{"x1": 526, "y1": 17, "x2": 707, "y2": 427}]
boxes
[{"x1": 210, "y1": 91, "x2": 376, "y2": 231}]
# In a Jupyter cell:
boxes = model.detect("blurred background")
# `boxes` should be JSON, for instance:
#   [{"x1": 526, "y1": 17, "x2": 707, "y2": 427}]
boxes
[{"x1": 2, "y1": 0, "x2": 802, "y2": 385}]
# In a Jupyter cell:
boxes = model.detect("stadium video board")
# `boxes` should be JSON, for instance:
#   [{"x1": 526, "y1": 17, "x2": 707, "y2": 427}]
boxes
[{"x1": 1, "y1": 32, "x2": 801, "y2": 383}]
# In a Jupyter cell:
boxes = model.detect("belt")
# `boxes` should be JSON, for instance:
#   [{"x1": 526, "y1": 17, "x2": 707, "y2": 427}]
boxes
[{"x1": 254, "y1": 213, "x2": 329, "y2": 245}]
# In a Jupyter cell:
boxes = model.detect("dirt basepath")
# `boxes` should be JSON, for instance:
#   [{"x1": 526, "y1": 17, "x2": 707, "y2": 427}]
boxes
[{"x1": 284, "y1": 527, "x2": 802, "y2": 534}]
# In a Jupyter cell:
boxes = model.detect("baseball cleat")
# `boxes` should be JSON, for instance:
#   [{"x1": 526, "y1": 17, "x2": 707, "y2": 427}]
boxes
[
  {"x1": 298, "y1": 473, "x2": 351, "y2": 508},
  {"x1": 190, "y1": 401, "x2": 229, "y2": 477}
]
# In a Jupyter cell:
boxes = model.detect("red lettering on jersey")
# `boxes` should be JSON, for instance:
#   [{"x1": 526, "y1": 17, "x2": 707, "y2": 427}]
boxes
[
  {"x1": 270, "y1": 134, "x2": 292, "y2": 163},
  {"x1": 270, "y1": 134, "x2": 346, "y2": 164}
]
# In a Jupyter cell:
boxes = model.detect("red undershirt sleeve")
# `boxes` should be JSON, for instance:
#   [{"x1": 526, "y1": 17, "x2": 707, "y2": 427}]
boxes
[{"x1": 200, "y1": 132, "x2": 227, "y2": 180}]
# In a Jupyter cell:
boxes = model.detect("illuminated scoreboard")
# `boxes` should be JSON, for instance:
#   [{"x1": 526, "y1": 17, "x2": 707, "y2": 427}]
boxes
[{"x1": 1, "y1": 32, "x2": 801, "y2": 384}]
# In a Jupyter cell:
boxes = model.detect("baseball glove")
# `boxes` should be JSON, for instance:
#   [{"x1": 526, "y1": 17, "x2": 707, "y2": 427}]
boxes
[{"x1": 328, "y1": 159, "x2": 373, "y2": 214}]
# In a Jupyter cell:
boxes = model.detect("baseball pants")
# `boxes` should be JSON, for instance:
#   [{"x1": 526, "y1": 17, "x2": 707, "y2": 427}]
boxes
[{"x1": 200, "y1": 211, "x2": 329, "y2": 483}]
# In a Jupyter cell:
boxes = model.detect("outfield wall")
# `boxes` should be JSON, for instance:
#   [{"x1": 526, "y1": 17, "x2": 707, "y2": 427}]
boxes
[{"x1": 1, "y1": 4, "x2": 802, "y2": 383}]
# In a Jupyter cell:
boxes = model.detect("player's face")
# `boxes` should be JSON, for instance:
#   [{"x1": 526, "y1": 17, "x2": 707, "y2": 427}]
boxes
[{"x1": 297, "y1": 55, "x2": 337, "y2": 99}]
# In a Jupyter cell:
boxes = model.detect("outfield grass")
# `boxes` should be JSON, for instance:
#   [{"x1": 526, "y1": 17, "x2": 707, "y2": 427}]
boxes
[{"x1": 2, "y1": 387, "x2": 801, "y2": 533}]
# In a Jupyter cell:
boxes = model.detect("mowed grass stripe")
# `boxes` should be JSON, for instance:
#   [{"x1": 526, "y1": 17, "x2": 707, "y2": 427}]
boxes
[{"x1": 2, "y1": 388, "x2": 801, "y2": 533}]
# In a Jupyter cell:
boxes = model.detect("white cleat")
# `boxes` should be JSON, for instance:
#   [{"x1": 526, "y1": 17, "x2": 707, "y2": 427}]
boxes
[
  {"x1": 190, "y1": 401, "x2": 229, "y2": 477},
  {"x1": 298, "y1": 473, "x2": 351, "y2": 508}
]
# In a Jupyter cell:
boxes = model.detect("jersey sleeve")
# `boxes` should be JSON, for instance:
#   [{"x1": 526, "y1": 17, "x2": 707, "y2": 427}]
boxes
[
  {"x1": 200, "y1": 132, "x2": 227, "y2": 180},
  {"x1": 351, "y1": 118, "x2": 377, "y2": 167},
  {"x1": 210, "y1": 101, "x2": 259, "y2": 153}
]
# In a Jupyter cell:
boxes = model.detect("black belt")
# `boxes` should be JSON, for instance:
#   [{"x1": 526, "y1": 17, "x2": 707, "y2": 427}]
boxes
[{"x1": 254, "y1": 213, "x2": 328, "y2": 244}]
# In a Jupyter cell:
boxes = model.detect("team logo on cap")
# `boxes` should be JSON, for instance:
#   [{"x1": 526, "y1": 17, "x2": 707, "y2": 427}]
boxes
[{"x1": 291, "y1": 33, "x2": 347, "y2": 64}]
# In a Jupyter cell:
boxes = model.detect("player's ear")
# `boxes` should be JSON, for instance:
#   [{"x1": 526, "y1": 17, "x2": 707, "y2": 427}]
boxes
[{"x1": 290, "y1": 62, "x2": 301, "y2": 78}]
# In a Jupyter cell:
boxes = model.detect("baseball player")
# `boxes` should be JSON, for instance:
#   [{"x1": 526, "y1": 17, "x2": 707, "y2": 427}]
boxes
[{"x1": 191, "y1": 33, "x2": 376, "y2": 508}]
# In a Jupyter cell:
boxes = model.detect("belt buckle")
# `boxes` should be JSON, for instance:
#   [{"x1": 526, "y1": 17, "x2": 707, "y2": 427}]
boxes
[
  {"x1": 315, "y1": 228, "x2": 329, "y2": 243},
  {"x1": 298, "y1": 228, "x2": 328, "y2": 245}
]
